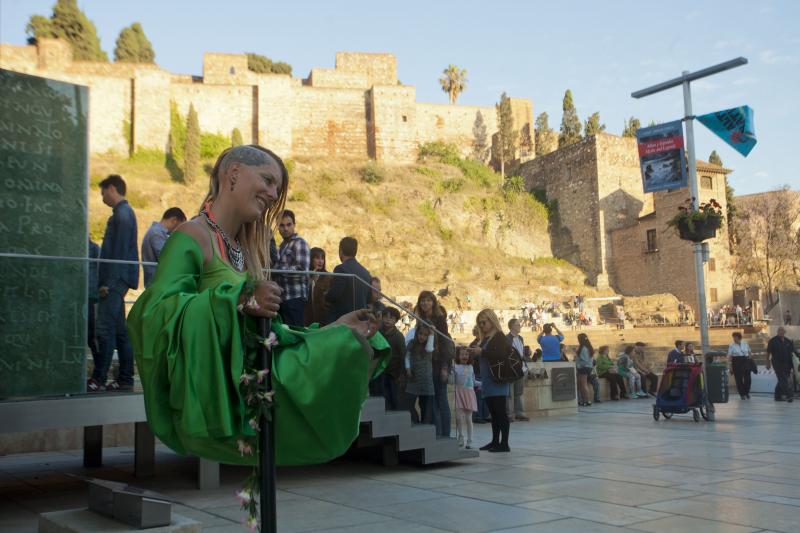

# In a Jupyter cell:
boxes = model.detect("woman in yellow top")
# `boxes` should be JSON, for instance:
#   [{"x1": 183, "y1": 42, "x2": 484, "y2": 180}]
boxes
[{"x1": 127, "y1": 145, "x2": 386, "y2": 466}]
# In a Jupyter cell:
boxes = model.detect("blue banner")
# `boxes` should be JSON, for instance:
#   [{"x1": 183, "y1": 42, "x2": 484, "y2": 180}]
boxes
[
  {"x1": 697, "y1": 106, "x2": 757, "y2": 157},
  {"x1": 636, "y1": 120, "x2": 688, "y2": 193}
]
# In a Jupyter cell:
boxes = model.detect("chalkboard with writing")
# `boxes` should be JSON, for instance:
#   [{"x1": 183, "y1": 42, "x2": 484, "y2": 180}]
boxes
[{"x1": 0, "y1": 69, "x2": 89, "y2": 398}]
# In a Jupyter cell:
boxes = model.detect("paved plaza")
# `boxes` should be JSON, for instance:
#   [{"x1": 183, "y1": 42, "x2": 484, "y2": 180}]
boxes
[{"x1": 2, "y1": 395, "x2": 799, "y2": 532}]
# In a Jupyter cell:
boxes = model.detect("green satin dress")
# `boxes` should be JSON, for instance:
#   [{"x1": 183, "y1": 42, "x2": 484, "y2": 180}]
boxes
[{"x1": 127, "y1": 231, "x2": 388, "y2": 466}]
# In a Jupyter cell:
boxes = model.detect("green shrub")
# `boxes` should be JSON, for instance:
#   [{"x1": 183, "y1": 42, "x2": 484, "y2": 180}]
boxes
[
  {"x1": 128, "y1": 148, "x2": 165, "y2": 165},
  {"x1": 457, "y1": 158, "x2": 495, "y2": 187},
  {"x1": 126, "y1": 189, "x2": 149, "y2": 209},
  {"x1": 434, "y1": 177, "x2": 464, "y2": 194},
  {"x1": 346, "y1": 188, "x2": 367, "y2": 206},
  {"x1": 415, "y1": 166, "x2": 440, "y2": 177},
  {"x1": 418, "y1": 200, "x2": 437, "y2": 223},
  {"x1": 288, "y1": 190, "x2": 308, "y2": 202},
  {"x1": 533, "y1": 256, "x2": 571, "y2": 268},
  {"x1": 439, "y1": 226, "x2": 454, "y2": 240},
  {"x1": 184, "y1": 105, "x2": 201, "y2": 183},
  {"x1": 361, "y1": 162, "x2": 385, "y2": 184},
  {"x1": 200, "y1": 132, "x2": 230, "y2": 159},
  {"x1": 503, "y1": 175, "x2": 525, "y2": 195},
  {"x1": 89, "y1": 217, "x2": 105, "y2": 241},
  {"x1": 418, "y1": 141, "x2": 460, "y2": 165}
]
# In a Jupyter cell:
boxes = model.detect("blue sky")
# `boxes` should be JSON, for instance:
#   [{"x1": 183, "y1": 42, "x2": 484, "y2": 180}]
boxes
[{"x1": 1, "y1": 0, "x2": 797, "y2": 195}]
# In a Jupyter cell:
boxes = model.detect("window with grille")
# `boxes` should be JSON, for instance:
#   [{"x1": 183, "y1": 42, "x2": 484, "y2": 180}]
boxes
[
  {"x1": 645, "y1": 229, "x2": 658, "y2": 252},
  {"x1": 710, "y1": 288, "x2": 718, "y2": 303},
  {"x1": 701, "y1": 176, "x2": 713, "y2": 189},
  {"x1": 708, "y1": 258, "x2": 716, "y2": 271}
]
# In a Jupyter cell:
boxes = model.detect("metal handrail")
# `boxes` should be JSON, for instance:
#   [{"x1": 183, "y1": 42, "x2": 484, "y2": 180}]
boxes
[{"x1": 0, "y1": 253, "x2": 456, "y2": 346}]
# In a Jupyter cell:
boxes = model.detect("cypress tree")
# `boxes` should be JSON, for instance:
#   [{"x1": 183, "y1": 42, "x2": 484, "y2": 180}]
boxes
[
  {"x1": 584, "y1": 112, "x2": 606, "y2": 137},
  {"x1": 709, "y1": 150, "x2": 723, "y2": 166},
  {"x1": 169, "y1": 102, "x2": 186, "y2": 165},
  {"x1": 26, "y1": 0, "x2": 107, "y2": 61},
  {"x1": 184, "y1": 105, "x2": 201, "y2": 183},
  {"x1": 558, "y1": 89, "x2": 582, "y2": 148},
  {"x1": 231, "y1": 128, "x2": 244, "y2": 147},
  {"x1": 472, "y1": 111, "x2": 488, "y2": 160},
  {"x1": 114, "y1": 22, "x2": 155, "y2": 63},
  {"x1": 495, "y1": 92, "x2": 518, "y2": 178},
  {"x1": 534, "y1": 112, "x2": 555, "y2": 156}
]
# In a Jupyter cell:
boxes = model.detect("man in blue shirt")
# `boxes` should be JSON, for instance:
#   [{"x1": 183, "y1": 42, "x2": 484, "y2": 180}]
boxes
[
  {"x1": 666, "y1": 340, "x2": 686, "y2": 364},
  {"x1": 89, "y1": 175, "x2": 139, "y2": 393},
  {"x1": 141, "y1": 207, "x2": 186, "y2": 287},
  {"x1": 537, "y1": 323, "x2": 564, "y2": 362}
]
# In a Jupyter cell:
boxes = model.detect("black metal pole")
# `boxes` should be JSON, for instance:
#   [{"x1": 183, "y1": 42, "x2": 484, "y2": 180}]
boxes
[{"x1": 257, "y1": 317, "x2": 277, "y2": 533}]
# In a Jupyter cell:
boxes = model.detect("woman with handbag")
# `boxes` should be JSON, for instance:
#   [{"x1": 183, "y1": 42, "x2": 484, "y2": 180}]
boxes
[{"x1": 468, "y1": 309, "x2": 511, "y2": 453}]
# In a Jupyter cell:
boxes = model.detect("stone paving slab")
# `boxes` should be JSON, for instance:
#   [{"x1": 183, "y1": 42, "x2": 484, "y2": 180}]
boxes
[{"x1": 2, "y1": 397, "x2": 800, "y2": 532}]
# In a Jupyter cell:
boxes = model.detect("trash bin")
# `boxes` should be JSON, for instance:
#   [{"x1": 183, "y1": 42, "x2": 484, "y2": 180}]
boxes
[{"x1": 706, "y1": 362, "x2": 729, "y2": 404}]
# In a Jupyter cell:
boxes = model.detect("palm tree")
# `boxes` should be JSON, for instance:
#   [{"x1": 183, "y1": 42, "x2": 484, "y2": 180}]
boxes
[{"x1": 439, "y1": 64, "x2": 467, "y2": 104}]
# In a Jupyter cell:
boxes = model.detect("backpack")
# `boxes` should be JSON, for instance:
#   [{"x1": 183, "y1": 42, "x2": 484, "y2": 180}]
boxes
[{"x1": 488, "y1": 345, "x2": 526, "y2": 384}]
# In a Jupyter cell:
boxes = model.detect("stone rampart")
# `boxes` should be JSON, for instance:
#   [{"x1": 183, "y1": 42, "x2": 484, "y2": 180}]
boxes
[
  {"x1": 0, "y1": 42, "x2": 533, "y2": 163},
  {"x1": 416, "y1": 103, "x2": 498, "y2": 158}
]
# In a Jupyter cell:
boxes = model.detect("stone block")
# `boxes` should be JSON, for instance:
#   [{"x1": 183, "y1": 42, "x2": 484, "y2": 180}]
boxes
[{"x1": 38, "y1": 509, "x2": 200, "y2": 533}]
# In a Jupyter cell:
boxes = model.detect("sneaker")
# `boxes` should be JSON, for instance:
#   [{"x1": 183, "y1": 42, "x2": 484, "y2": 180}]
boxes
[
  {"x1": 86, "y1": 378, "x2": 104, "y2": 393},
  {"x1": 107, "y1": 380, "x2": 133, "y2": 392},
  {"x1": 457, "y1": 436, "x2": 464, "y2": 447}
]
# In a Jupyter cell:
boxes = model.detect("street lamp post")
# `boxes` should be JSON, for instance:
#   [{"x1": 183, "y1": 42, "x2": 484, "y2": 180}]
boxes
[{"x1": 632, "y1": 57, "x2": 748, "y2": 421}]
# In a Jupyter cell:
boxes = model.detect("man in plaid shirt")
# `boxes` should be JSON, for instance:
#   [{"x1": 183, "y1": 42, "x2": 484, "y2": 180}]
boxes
[{"x1": 275, "y1": 209, "x2": 311, "y2": 326}]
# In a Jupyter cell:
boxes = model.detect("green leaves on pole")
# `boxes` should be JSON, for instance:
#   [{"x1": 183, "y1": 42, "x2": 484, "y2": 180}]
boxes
[
  {"x1": 184, "y1": 105, "x2": 201, "y2": 184},
  {"x1": 25, "y1": 0, "x2": 107, "y2": 61},
  {"x1": 439, "y1": 64, "x2": 468, "y2": 105},
  {"x1": 558, "y1": 89, "x2": 582, "y2": 148},
  {"x1": 114, "y1": 22, "x2": 155, "y2": 63}
]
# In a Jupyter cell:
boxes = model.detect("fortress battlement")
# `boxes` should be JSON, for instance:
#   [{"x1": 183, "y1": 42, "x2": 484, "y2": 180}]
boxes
[{"x1": 0, "y1": 39, "x2": 533, "y2": 162}]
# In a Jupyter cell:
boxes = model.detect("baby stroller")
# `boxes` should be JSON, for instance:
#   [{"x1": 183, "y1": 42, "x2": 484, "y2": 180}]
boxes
[{"x1": 652, "y1": 362, "x2": 709, "y2": 422}]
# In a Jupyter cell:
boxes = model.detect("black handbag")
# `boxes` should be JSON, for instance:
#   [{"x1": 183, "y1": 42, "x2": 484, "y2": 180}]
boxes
[
  {"x1": 489, "y1": 346, "x2": 525, "y2": 384},
  {"x1": 749, "y1": 358, "x2": 758, "y2": 374}
]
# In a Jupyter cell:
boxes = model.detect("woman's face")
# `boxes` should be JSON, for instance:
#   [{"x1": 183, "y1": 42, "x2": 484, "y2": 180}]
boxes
[
  {"x1": 312, "y1": 255, "x2": 325, "y2": 271},
  {"x1": 477, "y1": 316, "x2": 493, "y2": 335},
  {"x1": 230, "y1": 158, "x2": 283, "y2": 221},
  {"x1": 420, "y1": 297, "x2": 433, "y2": 314},
  {"x1": 416, "y1": 329, "x2": 430, "y2": 343}
]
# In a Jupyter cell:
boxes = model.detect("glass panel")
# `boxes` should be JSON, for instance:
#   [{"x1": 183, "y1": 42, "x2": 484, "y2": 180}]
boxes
[{"x1": 0, "y1": 70, "x2": 88, "y2": 398}]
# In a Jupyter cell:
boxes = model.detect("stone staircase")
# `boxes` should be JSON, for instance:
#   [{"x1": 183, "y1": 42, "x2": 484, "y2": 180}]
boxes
[{"x1": 355, "y1": 397, "x2": 478, "y2": 465}]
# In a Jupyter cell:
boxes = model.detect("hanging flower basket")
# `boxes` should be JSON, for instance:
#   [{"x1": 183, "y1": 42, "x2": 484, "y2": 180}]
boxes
[{"x1": 667, "y1": 198, "x2": 724, "y2": 243}]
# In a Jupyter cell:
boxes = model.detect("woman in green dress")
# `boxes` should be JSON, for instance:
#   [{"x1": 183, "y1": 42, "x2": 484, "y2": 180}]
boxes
[{"x1": 127, "y1": 145, "x2": 386, "y2": 466}]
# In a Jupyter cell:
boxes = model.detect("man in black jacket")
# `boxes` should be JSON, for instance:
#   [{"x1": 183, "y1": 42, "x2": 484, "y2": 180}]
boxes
[
  {"x1": 381, "y1": 307, "x2": 408, "y2": 410},
  {"x1": 325, "y1": 236, "x2": 372, "y2": 323},
  {"x1": 767, "y1": 327, "x2": 796, "y2": 402}
]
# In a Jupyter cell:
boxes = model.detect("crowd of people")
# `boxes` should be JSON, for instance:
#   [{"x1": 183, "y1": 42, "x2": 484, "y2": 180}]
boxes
[{"x1": 87, "y1": 151, "x2": 798, "y2": 464}]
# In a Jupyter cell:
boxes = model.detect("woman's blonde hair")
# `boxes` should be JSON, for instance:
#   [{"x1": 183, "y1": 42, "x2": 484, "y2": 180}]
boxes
[
  {"x1": 476, "y1": 309, "x2": 504, "y2": 341},
  {"x1": 200, "y1": 145, "x2": 289, "y2": 280}
]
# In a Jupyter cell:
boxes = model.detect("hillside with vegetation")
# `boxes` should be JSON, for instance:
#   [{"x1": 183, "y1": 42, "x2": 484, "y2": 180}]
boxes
[{"x1": 89, "y1": 142, "x2": 606, "y2": 308}]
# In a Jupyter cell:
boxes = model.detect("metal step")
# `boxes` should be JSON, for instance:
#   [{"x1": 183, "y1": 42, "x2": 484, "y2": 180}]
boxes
[{"x1": 357, "y1": 397, "x2": 478, "y2": 465}]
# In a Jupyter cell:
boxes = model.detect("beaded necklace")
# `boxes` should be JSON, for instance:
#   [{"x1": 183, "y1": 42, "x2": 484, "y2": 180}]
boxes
[{"x1": 201, "y1": 203, "x2": 245, "y2": 272}]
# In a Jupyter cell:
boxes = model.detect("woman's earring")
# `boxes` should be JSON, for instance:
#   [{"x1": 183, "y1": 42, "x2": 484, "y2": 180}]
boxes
[{"x1": 230, "y1": 175, "x2": 237, "y2": 192}]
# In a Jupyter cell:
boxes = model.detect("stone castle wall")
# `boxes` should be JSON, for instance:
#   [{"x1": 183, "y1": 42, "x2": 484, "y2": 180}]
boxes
[
  {"x1": 610, "y1": 165, "x2": 734, "y2": 308},
  {"x1": 0, "y1": 40, "x2": 528, "y2": 163},
  {"x1": 520, "y1": 133, "x2": 734, "y2": 309},
  {"x1": 520, "y1": 136, "x2": 602, "y2": 282}
]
